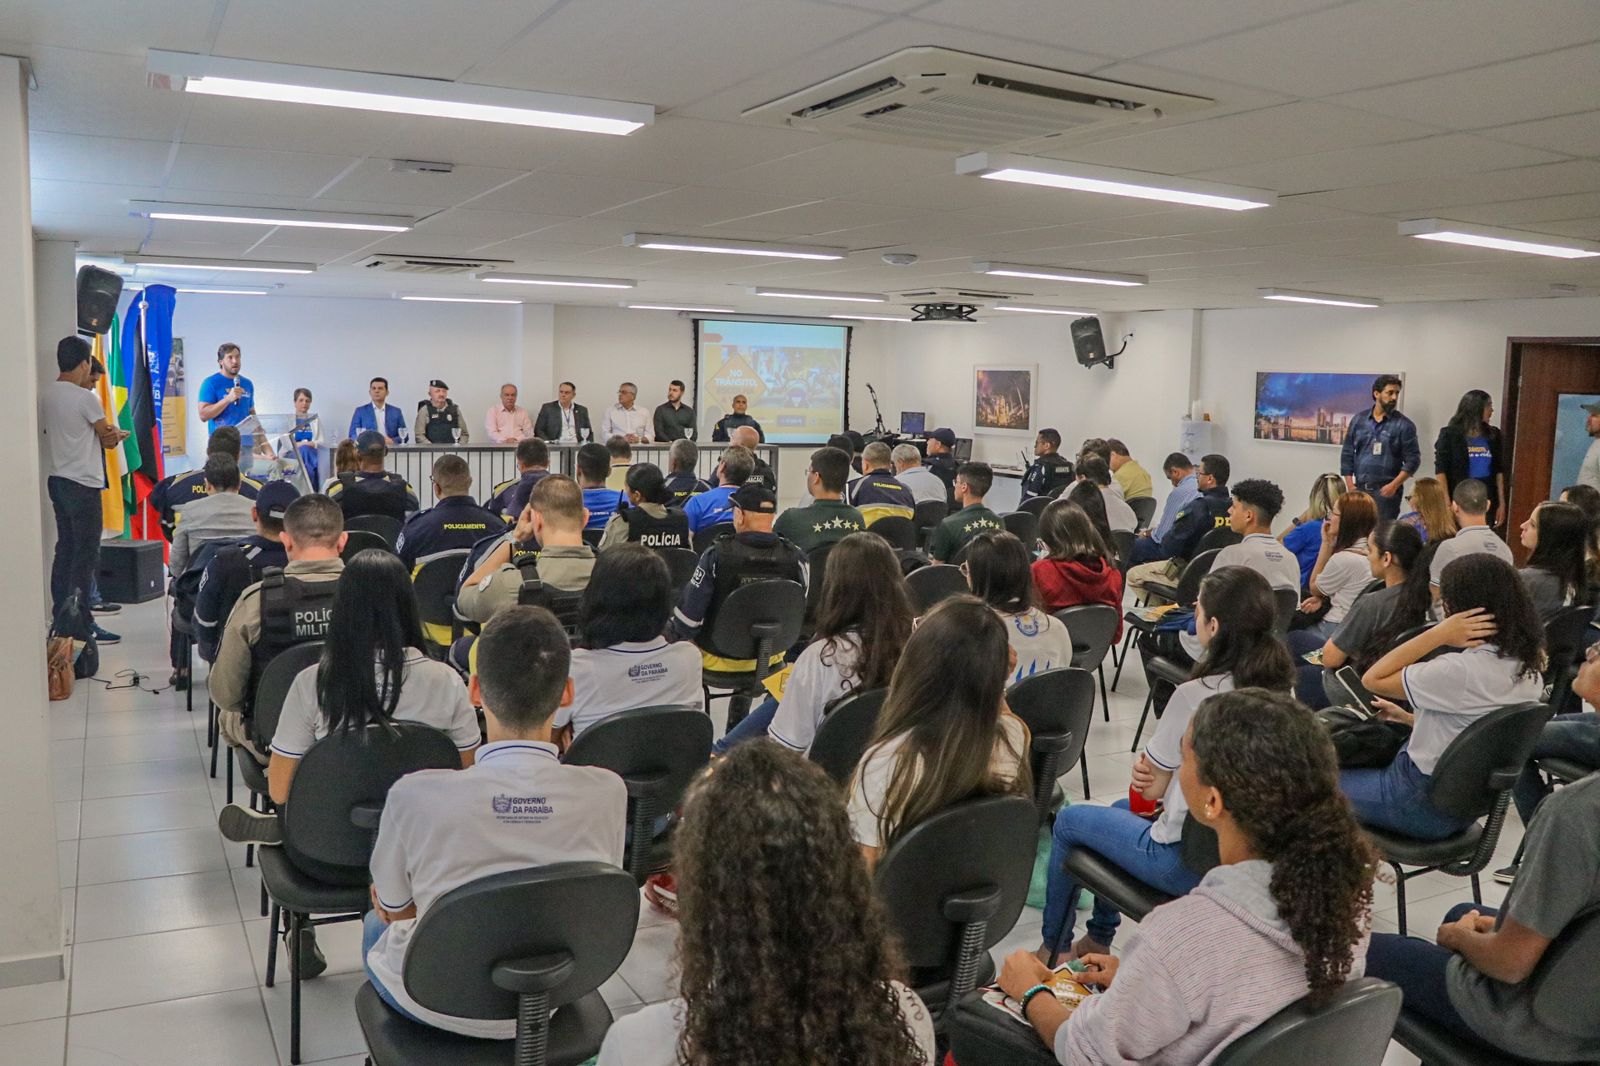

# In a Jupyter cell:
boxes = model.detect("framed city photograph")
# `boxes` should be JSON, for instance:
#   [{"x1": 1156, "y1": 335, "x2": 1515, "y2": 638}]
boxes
[
  {"x1": 1253, "y1": 372, "x2": 1391, "y2": 446},
  {"x1": 974, "y1": 365, "x2": 1036, "y2": 435}
]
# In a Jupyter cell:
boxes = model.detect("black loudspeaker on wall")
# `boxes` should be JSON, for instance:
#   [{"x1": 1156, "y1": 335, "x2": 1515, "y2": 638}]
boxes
[
  {"x1": 1070, "y1": 316, "x2": 1131, "y2": 371},
  {"x1": 76, "y1": 264, "x2": 124, "y2": 335}
]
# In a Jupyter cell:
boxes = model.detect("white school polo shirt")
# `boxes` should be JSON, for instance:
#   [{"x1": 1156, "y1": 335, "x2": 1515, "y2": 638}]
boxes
[
  {"x1": 1430, "y1": 526, "x2": 1514, "y2": 586},
  {"x1": 1401, "y1": 645, "x2": 1542, "y2": 774},
  {"x1": 557, "y1": 639, "x2": 706, "y2": 737},
  {"x1": 769, "y1": 634, "x2": 864, "y2": 752},
  {"x1": 1145, "y1": 674, "x2": 1234, "y2": 845},
  {"x1": 1317, "y1": 541, "x2": 1372, "y2": 625},
  {"x1": 368, "y1": 741, "x2": 626, "y2": 1038},
  {"x1": 1213, "y1": 533, "x2": 1301, "y2": 592},
  {"x1": 269, "y1": 651, "x2": 481, "y2": 758}
]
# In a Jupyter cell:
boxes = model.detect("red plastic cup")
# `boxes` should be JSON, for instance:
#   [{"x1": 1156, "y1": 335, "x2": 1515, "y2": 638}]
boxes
[{"x1": 1128, "y1": 787, "x2": 1158, "y2": 816}]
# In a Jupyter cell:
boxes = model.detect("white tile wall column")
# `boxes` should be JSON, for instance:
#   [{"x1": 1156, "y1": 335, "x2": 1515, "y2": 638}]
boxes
[{"x1": 0, "y1": 55, "x2": 66, "y2": 988}]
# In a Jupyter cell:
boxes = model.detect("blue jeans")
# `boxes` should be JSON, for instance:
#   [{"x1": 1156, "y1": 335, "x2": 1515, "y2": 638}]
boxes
[
  {"x1": 1341, "y1": 748, "x2": 1469, "y2": 841},
  {"x1": 362, "y1": 909, "x2": 422, "y2": 1023},
  {"x1": 1295, "y1": 662, "x2": 1332, "y2": 710},
  {"x1": 1513, "y1": 712, "x2": 1600, "y2": 826},
  {"x1": 1366, "y1": 903, "x2": 1485, "y2": 1043},
  {"x1": 712, "y1": 694, "x2": 779, "y2": 755},
  {"x1": 1040, "y1": 799, "x2": 1201, "y2": 956},
  {"x1": 1287, "y1": 621, "x2": 1333, "y2": 658}
]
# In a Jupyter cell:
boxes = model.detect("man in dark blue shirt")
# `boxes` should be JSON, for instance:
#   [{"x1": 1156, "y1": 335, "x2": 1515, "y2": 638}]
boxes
[
  {"x1": 149, "y1": 426, "x2": 262, "y2": 541},
  {"x1": 1340, "y1": 373, "x2": 1419, "y2": 522},
  {"x1": 483, "y1": 438, "x2": 551, "y2": 520},
  {"x1": 396, "y1": 455, "x2": 506, "y2": 570},
  {"x1": 1127, "y1": 453, "x2": 1232, "y2": 591},
  {"x1": 663, "y1": 439, "x2": 711, "y2": 506}
]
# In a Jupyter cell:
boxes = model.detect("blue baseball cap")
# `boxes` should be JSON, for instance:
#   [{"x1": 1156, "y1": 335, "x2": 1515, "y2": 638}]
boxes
[{"x1": 255, "y1": 479, "x2": 300, "y2": 520}]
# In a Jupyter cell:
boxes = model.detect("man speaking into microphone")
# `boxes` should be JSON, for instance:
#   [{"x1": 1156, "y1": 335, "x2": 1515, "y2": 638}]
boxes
[{"x1": 197, "y1": 343, "x2": 256, "y2": 436}]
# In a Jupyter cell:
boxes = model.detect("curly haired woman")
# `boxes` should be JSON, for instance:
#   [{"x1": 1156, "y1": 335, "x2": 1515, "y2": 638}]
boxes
[
  {"x1": 997, "y1": 688, "x2": 1376, "y2": 1065},
  {"x1": 596, "y1": 742, "x2": 935, "y2": 1066}
]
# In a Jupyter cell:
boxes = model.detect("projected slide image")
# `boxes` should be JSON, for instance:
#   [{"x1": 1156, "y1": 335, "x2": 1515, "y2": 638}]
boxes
[{"x1": 697, "y1": 320, "x2": 849, "y2": 443}]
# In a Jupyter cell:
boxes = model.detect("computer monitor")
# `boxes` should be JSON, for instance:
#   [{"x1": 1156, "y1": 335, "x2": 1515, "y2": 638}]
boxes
[{"x1": 900, "y1": 411, "x2": 926, "y2": 435}]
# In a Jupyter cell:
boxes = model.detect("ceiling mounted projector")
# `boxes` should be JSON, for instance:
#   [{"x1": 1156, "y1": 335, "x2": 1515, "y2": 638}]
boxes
[{"x1": 910, "y1": 302, "x2": 978, "y2": 322}]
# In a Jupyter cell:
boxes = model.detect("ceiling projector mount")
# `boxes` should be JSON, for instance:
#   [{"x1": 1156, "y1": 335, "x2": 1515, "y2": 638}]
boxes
[{"x1": 910, "y1": 302, "x2": 978, "y2": 322}]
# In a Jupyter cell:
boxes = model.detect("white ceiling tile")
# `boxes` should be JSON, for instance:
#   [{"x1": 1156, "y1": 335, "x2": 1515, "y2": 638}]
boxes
[
  {"x1": 25, "y1": 46, "x2": 187, "y2": 140},
  {"x1": 166, "y1": 144, "x2": 360, "y2": 197},
  {"x1": 30, "y1": 211, "x2": 150, "y2": 242},
  {"x1": 29, "y1": 132, "x2": 173, "y2": 185},
  {"x1": 706, "y1": 199, "x2": 911, "y2": 237},
  {"x1": 407, "y1": 209, "x2": 580, "y2": 239},
  {"x1": 589, "y1": 186, "x2": 816, "y2": 228},
  {"x1": 1479, "y1": 111, "x2": 1600, "y2": 158},
  {"x1": 319, "y1": 158, "x2": 528, "y2": 208},
  {"x1": 0, "y1": 0, "x2": 217, "y2": 54},
  {"x1": 549, "y1": 117, "x2": 827, "y2": 186},
  {"x1": 1443, "y1": 193, "x2": 1600, "y2": 226},
  {"x1": 1298, "y1": 159, "x2": 1600, "y2": 215},
  {"x1": 179, "y1": 96, "x2": 399, "y2": 157},
  {"x1": 468, "y1": 172, "x2": 679, "y2": 216},
  {"x1": 30, "y1": 179, "x2": 162, "y2": 216},
  {"x1": 1194, "y1": 134, "x2": 1568, "y2": 196}
]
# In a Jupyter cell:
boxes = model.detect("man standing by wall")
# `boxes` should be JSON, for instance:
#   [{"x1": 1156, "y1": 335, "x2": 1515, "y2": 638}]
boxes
[
  {"x1": 485, "y1": 383, "x2": 534, "y2": 444},
  {"x1": 653, "y1": 379, "x2": 695, "y2": 442},
  {"x1": 196, "y1": 342, "x2": 256, "y2": 438},
  {"x1": 1341, "y1": 374, "x2": 1419, "y2": 522}
]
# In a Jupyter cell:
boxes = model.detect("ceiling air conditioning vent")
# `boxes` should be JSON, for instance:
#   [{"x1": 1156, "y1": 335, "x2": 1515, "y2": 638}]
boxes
[
  {"x1": 894, "y1": 287, "x2": 1024, "y2": 303},
  {"x1": 744, "y1": 47, "x2": 1212, "y2": 150},
  {"x1": 358, "y1": 254, "x2": 511, "y2": 275}
]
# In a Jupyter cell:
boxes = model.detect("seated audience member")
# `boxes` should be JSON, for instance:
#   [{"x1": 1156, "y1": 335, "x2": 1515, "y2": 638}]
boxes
[
  {"x1": 1280, "y1": 472, "x2": 1348, "y2": 590},
  {"x1": 598, "y1": 463, "x2": 690, "y2": 551},
  {"x1": 683, "y1": 445, "x2": 754, "y2": 533},
  {"x1": 364, "y1": 606, "x2": 626, "y2": 1038},
  {"x1": 849, "y1": 596, "x2": 1030, "y2": 865},
  {"x1": 1428, "y1": 478, "x2": 1512, "y2": 590},
  {"x1": 1041, "y1": 566, "x2": 1294, "y2": 962},
  {"x1": 1146, "y1": 452, "x2": 1200, "y2": 546},
  {"x1": 1107, "y1": 438, "x2": 1153, "y2": 502},
  {"x1": 847, "y1": 442, "x2": 916, "y2": 523},
  {"x1": 927, "y1": 461, "x2": 1004, "y2": 562},
  {"x1": 827, "y1": 433, "x2": 858, "y2": 481},
  {"x1": 1213, "y1": 478, "x2": 1299, "y2": 592},
  {"x1": 891, "y1": 443, "x2": 946, "y2": 505},
  {"x1": 576, "y1": 441, "x2": 624, "y2": 531},
  {"x1": 559, "y1": 546, "x2": 704, "y2": 740},
  {"x1": 965, "y1": 531, "x2": 1075, "y2": 683},
  {"x1": 1298, "y1": 522, "x2": 1430, "y2": 709},
  {"x1": 1517, "y1": 500, "x2": 1593, "y2": 618},
  {"x1": 1368, "y1": 771, "x2": 1600, "y2": 1062},
  {"x1": 924, "y1": 428, "x2": 960, "y2": 503},
  {"x1": 773, "y1": 446, "x2": 865, "y2": 553},
  {"x1": 1077, "y1": 437, "x2": 1112, "y2": 468},
  {"x1": 150, "y1": 426, "x2": 262, "y2": 541},
  {"x1": 1288, "y1": 490, "x2": 1378, "y2": 657},
  {"x1": 1031, "y1": 500, "x2": 1124, "y2": 634},
  {"x1": 1127, "y1": 453, "x2": 1231, "y2": 590},
  {"x1": 396, "y1": 455, "x2": 505, "y2": 570},
  {"x1": 193, "y1": 480, "x2": 300, "y2": 666},
  {"x1": 1347, "y1": 554, "x2": 1544, "y2": 840},
  {"x1": 332, "y1": 438, "x2": 359, "y2": 479},
  {"x1": 1020, "y1": 429, "x2": 1075, "y2": 501},
  {"x1": 1076, "y1": 456, "x2": 1137, "y2": 533},
  {"x1": 710, "y1": 393, "x2": 763, "y2": 443},
  {"x1": 730, "y1": 425, "x2": 776, "y2": 490},
  {"x1": 1005, "y1": 688, "x2": 1375, "y2": 1064},
  {"x1": 169, "y1": 454, "x2": 258, "y2": 578},
  {"x1": 216, "y1": 549, "x2": 481, "y2": 843},
  {"x1": 1065, "y1": 481, "x2": 1116, "y2": 555},
  {"x1": 482, "y1": 438, "x2": 551, "y2": 520},
  {"x1": 325, "y1": 431, "x2": 419, "y2": 523},
  {"x1": 596, "y1": 743, "x2": 934, "y2": 1066},
  {"x1": 458, "y1": 475, "x2": 594, "y2": 624},
  {"x1": 846, "y1": 431, "x2": 868, "y2": 475},
  {"x1": 1561, "y1": 482, "x2": 1600, "y2": 586},
  {"x1": 1398, "y1": 475, "x2": 1457, "y2": 545},
  {"x1": 719, "y1": 532, "x2": 913, "y2": 754},
  {"x1": 663, "y1": 438, "x2": 711, "y2": 506},
  {"x1": 670, "y1": 484, "x2": 807, "y2": 671},
  {"x1": 604, "y1": 436, "x2": 633, "y2": 491}
]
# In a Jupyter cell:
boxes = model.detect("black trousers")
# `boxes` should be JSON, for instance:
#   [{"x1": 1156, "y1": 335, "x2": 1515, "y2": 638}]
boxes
[{"x1": 48, "y1": 476, "x2": 102, "y2": 636}]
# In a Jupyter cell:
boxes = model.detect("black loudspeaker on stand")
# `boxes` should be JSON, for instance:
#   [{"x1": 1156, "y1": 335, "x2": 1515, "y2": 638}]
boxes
[{"x1": 76, "y1": 264, "x2": 124, "y2": 335}]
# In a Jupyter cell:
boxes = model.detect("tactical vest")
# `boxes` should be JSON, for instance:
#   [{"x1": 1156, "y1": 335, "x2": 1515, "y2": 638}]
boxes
[
  {"x1": 418, "y1": 402, "x2": 463, "y2": 443},
  {"x1": 246, "y1": 568, "x2": 337, "y2": 713},
  {"x1": 623, "y1": 506, "x2": 690, "y2": 549},
  {"x1": 336, "y1": 471, "x2": 410, "y2": 522},
  {"x1": 710, "y1": 534, "x2": 804, "y2": 608}
]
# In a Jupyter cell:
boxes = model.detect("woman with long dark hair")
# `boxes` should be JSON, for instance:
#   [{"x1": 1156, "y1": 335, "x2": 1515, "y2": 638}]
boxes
[
  {"x1": 1032, "y1": 499, "x2": 1124, "y2": 628},
  {"x1": 1435, "y1": 389, "x2": 1505, "y2": 527},
  {"x1": 966, "y1": 531, "x2": 1075, "y2": 683},
  {"x1": 1518, "y1": 501, "x2": 1593, "y2": 618},
  {"x1": 849, "y1": 596, "x2": 1031, "y2": 864},
  {"x1": 999, "y1": 689, "x2": 1375, "y2": 1064},
  {"x1": 1347, "y1": 553, "x2": 1545, "y2": 840},
  {"x1": 1065, "y1": 480, "x2": 1115, "y2": 557},
  {"x1": 1039, "y1": 566, "x2": 1295, "y2": 963},
  {"x1": 597, "y1": 462, "x2": 690, "y2": 551},
  {"x1": 1289, "y1": 490, "x2": 1379, "y2": 656},
  {"x1": 597, "y1": 743, "x2": 934, "y2": 1066}
]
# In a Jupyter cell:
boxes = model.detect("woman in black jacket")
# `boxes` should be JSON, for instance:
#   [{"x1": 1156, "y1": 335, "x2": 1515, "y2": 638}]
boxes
[{"x1": 1433, "y1": 389, "x2": 1505, "y2": 527}]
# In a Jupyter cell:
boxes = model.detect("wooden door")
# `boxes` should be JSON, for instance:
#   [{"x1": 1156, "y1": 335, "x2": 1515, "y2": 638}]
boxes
[{"x1": 1501, "y1": 338, "x2": 1600, "y2": 561}]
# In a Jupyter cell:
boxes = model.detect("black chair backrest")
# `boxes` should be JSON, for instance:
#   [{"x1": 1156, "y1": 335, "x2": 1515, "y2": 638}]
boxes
[
  {"x1": 867, "y1": 515, "x2": 918, "y2": 551},
  {"x1": 250, "y1": 641, "x2": 325, "y2": 751},
  {"x1": 1110, "y1": 529, "x2": 1136, "y2": 571},
  {"x1": 412, "y1": 551, "x2": 469, "y2": 631},
  {"x1": 803, "y1": 541, "x2": 835, "y2": 628},
  {"x1": 341, "y1": 529, "x2": 393, "y2": 562},
  {"x1": 1212, "y1": 977, "x2": 1401, "y2": 1066},
  {"x1": 1179, "y1": 811, "x2": 1221, "y2": 876},
  {"x1": 705, "y1": 580, "x2": 806, "y2": 662},
  {"x1": 656, "y1": 546, "x2": 700, "y2": 589},
  {"x1": 1544, "y1": 603, "x2": 1593, "y2": 677},
  {"x1": 875, "y1": 795, "x2": 1038, "y2": 970},
  {"x1": 344, "y1": 513, "x2": 402, "y2": 549},
  {"x1": 1055, "y1": 604, "x2": 1119, "y2": 670},
  {"x1": 1006, "y1": 668, "x2": 1095, "y2": 815},
  {"x1": 907, "y1": 563, "x2": 969, "y2": 613},
  {"x1": 912, "y1": 499, "x2": 948, "y2": 531},
  {"x1": 1272, "y1": 588, "x2": 1299, "y2": 635},
  {"x1": 561, "y1": 705, "x2": 713, "y2": 817},
  {"x1": 692, "y1": 522, "x2": 735, "y2": 555},
  {"x1": 580, "y1": 527, "x2": 604, "y2": 548},
  {"x1": 281, "y1": 722, "x2": 461, "y2": 884},
  {"x1": 402, "y1": 862, "x2": 638, "y2": 1020},
  {"x1": 1128, "y1": 495, "x2": 1158, "y2": 530},
  {"x1": 1530, "y1": 907, "x2": 1600, "y2": 1036},
  {"x1": 1174, "y1": 548, "x2": 1224, "y2": 606},
  {"x1": 1428, "y1": 701, "x2": 1553, "y2": 821},
  {"x1": 1193, "y1": 525, "x2": 1242, "y2": 557},
  {"x1": 807, "y1": 687, "x2": 888, "y2": 784},
  {"x1": 1018, "y1": 495, "x2": 1050, "y2": 518},
  {"x1": 1001, "y1": 510, "x2": 1038, "y2": 548}
]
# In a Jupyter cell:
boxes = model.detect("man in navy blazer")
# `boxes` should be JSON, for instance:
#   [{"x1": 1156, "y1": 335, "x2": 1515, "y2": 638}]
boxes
[{"x1": 349, "y1": 376, "x2": 407, "y2": 444}]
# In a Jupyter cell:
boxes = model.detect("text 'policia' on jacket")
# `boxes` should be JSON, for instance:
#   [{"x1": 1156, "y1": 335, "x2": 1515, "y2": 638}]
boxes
[
  {"x1": 620, "y1": 505, "x2": 690, "y2": 549},
  {"x1": 246, "y1": 569, "x2": 337, "y2": 713}
]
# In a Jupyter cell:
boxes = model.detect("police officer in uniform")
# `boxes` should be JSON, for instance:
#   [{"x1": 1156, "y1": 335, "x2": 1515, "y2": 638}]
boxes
[
  {"x1": 924, "y1": 427, "x2": 960, "y2": 506},
  {"x1": 484, "y1": 438, "x2": 552, "y2": 520},
  {"x1": 599, "y1": 463, "x2": 690, "y2": 551},
  {"x1": 664, "y1": 439, "x2": 711, "y2": 506},
  {"x1": 149, "y1": 426, "x2": 262, "y2": 541},
  {"x1": 397, "y1": 455, "x2": 505, "y2": 570},
  {"x1": 845, "y1": 441, "x2": 916, "y2": 524},
  {"x1": 1020, "y1": 428, "x2": 1075, "y2": 501},
  {"x1": 326, "y1": 431, "x2": 420, "y2": 523},
  {"x1": 193, "y1": 480, "x2": 300, "y2": 665},
  {"x1": 416, "y1": 379, "x2": 469, "y2": 444},
  {"x1": 710, "y1": 394, "x2": 764, "y2": 442},
  {"x1": 728, "y1": 425, "x2": 776, "y2": 491}
]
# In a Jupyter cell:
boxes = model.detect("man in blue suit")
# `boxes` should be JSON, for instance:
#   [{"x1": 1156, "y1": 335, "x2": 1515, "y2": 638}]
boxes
[{"x1": 349, "y1": 377, "x2": 406, "y2": 444}]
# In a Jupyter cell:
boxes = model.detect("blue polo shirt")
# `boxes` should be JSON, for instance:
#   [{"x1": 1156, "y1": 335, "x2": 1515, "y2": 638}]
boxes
[
  {"x1": 198, "y1": 372, "x2": 255, "y2": 433},
  {"x1": 683, "y1": 485, "x2": 736, "y2": 532}
]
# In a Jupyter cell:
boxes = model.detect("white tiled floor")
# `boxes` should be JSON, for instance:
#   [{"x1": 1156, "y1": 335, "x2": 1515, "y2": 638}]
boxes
[{"x1": 4, "y1": 597, "x2": 1523, "y2": 1065}]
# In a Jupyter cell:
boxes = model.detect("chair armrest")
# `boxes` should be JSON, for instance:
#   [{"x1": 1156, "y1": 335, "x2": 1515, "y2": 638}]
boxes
[
  {"x1": 492, "y1": 951, "x2": 576, "y2": 995},
  {"x1": 350, "y1": 802, "x2": 384, "y2": 830},
  {"x1": 1486, "y1": 768, "x2": 1521, "y2": 791},
  {"x1": 942, "y1": 885, "x2": 1002, "y2": 925},
  {"x1": 1141, "y1": 580, "x2": 1179, "y2": 602},
  {"x1": 1032, "y1": 732, "x2": 1073, "y2": 756}
]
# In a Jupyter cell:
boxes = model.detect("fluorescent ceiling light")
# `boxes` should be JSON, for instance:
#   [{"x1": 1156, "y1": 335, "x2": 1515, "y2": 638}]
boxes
[
  {"x1": 1398, "y1": 218, "x2": 1600, "y2": 259},
  {"x1": 995, "y1": 305, "x2": 1094, "y2": 316},
  {"x1": 974, "y1": 261, "x2": 1145, "y2": 287},
  {"x1": 130, "y1": 200, "x2": 411, "y2": 232},
  {"x1": 401, "y1": 295, "x2": 520, "y2": 304},
  {"x1": 1259, "y1": 288, "x2": 1382, "y2": 309},
  {"x1": 957, "y1": 152, "x2": 1274, "y2": 211},
  {"x1": 147, "y1": 50, "x2": 652, "y2": 136},
  {"x1": 123, "y1": 254, "x2": 314, "y2": 274},
  {"x1": 626, "y1": 304, "x2": 736, "y2": 313},
  {"x1": 750, "y1": 286, "x2": 885, "y2": 303},
  {"x1": 829, "y1": 314, "x2": 910, "y2": 322},
  {"x1": 625, "y1": 233, "x2": 845, "y2": 261},
  {"x1": 476, "y1": 272, "x2": 636, "y2": 289},
  {"x1": 177, "y1": 288, "x2": 269, "y2": 296}
]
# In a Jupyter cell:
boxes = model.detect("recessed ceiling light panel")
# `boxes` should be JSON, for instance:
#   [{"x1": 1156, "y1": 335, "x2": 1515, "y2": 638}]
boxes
[
  {"x1": 957, "y1": 152, "x2": 1275, "y2": 211},
  {"x1": 750, "y1": 287, "x2": 885, "y2": 303},
  {"x1": 123, "y1": 254, "x2": 315, "y2": 274},
  {"x1": 130, "y1": 201, "x2": 412, "y2": 232},
  {"x1": 625, "y1": 303, "x2": 737, "y2": 313},
  {"x1": 475, "y1": 272, "x2": 636, "y2": 289},
  {"x1": 625, "y1": 233, "x2": 846, "y2": 260},
  {"x1": 1259, "y1": 288, "x2": 1382, "y2": 309},
  {"x1": 400, "y1": 295, "x2": 521, "y2": 304},
  {"x1": 994, "y1": 304, "x2": 1095, "y2": 316},
  {"x1": 1398, "y1": 218, "x2": 1600, "y2": 259},
  {"x1": 974, "y1": 261, "x2": 1145, "y2": 286}
]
